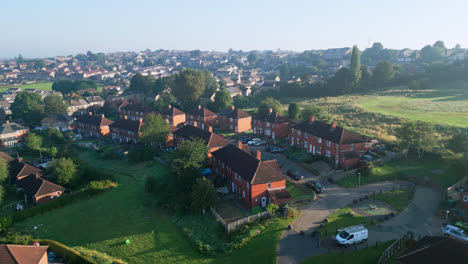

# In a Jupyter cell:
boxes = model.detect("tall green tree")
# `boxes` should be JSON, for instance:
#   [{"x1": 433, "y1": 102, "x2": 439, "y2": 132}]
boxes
[
  {"x1": 203, "y1": 70, "x2": 218, "y2": 96},
  {"x1": 11, "y1": 92, "x2": 46, "y2": 126},
  {"x1": 26, "y1": 133, "x2": 42, "y2": 152},
  {"x1": 173, "y1": 69, "x2": 205, "y2": 110},
  {"x1": 50, "y1": 157, "x2": 77, "y2": 185},
  {"x1": 349, "y1": 45, "x2": 361, "y2": 90},
  {"x1": 129, "y1": 73, "x2": 155, "y2": 95},
  {"x1": 247, "y1": 53, "x2": 258, "y2": 66},
  {"x1": 396, "y1": 121, "x2": 437, "y2": 159},
  {"x1": 288, "y1": 103, "x2": 300, "y2": 120},
  {"x1": 211, "y1": 86, "x2": 232, "y2": 112},
  {"x1": 191, "y1": 177, "x2": 215, "y2": 213},
  {"x1": 258, "y1": 97, "x2": 282, "y2": 115},
  {"x1": 44, "y1": 95, "x2": 67, "y2": 115},
  {"x1": 139, "y1": 114, "x2": 170, "y2": 145},
  {"x1": 0, "y1": 159, "x2": 7, "y2": 184},
  {"x1": 372, "y1": 61, "x2": 394, "y2": 86},
  {"x1": 279, "y1": 63, "x2": 290, "y2": 80},
  {"x1": 300, "y1": 104, "x2": 333, "y2": 123}
]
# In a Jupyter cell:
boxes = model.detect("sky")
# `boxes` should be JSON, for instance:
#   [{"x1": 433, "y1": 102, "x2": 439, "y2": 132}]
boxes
[{"x1": 2, "y1": 0, "x2": 467, "y2": 58}]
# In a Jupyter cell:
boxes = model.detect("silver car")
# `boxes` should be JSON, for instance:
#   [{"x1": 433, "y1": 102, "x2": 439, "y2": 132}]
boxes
[{"x1": 441, "y1": 225, "x2": 468, "y2": 242}]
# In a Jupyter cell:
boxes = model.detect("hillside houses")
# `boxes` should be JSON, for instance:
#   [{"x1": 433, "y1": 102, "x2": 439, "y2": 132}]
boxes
[
  {"x1": 0, "y1": 121, "x2": 29, "y2": 147},
  {"x1": 218, "y1": 106, "x2": 252, "y2": 133},
  {"x1": 74, "y1": 113, "x2": 113, "y2": 137}
]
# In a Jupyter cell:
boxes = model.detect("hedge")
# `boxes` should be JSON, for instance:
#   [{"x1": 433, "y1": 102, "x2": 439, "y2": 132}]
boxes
[{"x1": 35, "y1": 239, "x2": 96, "y2": 264}]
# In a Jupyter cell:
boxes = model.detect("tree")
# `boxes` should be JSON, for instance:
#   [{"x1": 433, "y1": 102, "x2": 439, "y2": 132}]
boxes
[
  {"x1": 258, "y1": 97, "x2": 282, "y2": 115},
  {"x1": 190, "y1": 49, "x2": 201, "y2": 57},
  {"x1": 211, "y1": 86, "x2": 232, "y2": 112},
  {"x1": 0, "y1": 159, "x2": 7, "y2": 184},
  {"x1": 172, "y1": 139, "x2": 208, "y2": 196},
  {"x1": 326, "y1": 67, "x2": 351, "y2": 95},
  {"x1": 372, "y1": 61, "x2": 394, "y2": 86},
  {"x1": 173, "y1": 69, "x2": 205, "y2": 110},
  {"x1": 50, "y1": 157, "x2": 77, "y2": 185},
  {"x1": 191, "y1": 177, "x2": 215, "y2": 213},
  {"x1": 349, "y1": 45, "x2": 361, "y2": 89},
  {"x1": 153, "y1": 93, "x2": 176, "y2": 110},
  {"x1": 0, "y1": 185, "x2": 4, "y2": 205},
  {"x1": 247, "y1": 53, "x2": 258, "y2": 66},
  {"x1": 279, "y1": 63, "x2": 290, "y2": 80},
  {"x1": 300, "y1": 72, "x2": 313, "y2": 83},
  {"x1": 360, "y1": 65, "x2": 372, "y2": 90},
  {"x1": 128, "y1": 73, "x2": 155, "y2": 95},
  {"x1": 203, "y1": 70, "x2": 218, "y2": 96},
  {"x1": 26, "y1": 133, "x2": 42, "y2": 152},
  {"x1": 44, "y1": 95, "x2": 67, "y2": 115},
  {"x1": 11, "y1": 92, "x2": 46, "y2": 126},
  {"x1": 420, "y1": 42, "x2": 446, "y2": 63},
  {"x1": 396, "y1": 121, "x2": 437, "y2": 159},
  {"x1": 300, "y1": 104, "x2": 333, "y2": 123},
  {"x1": 447, "y1": 133, "x2": 468, "y2": 154},
  {"x1": 288, "y1": 103, "x2": 300, "y2": 120},
  {"x1": 139, "y1": 114, "x2": 170, "y2": 145}
]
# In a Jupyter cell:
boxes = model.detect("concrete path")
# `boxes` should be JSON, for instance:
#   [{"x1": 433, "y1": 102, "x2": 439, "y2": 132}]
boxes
[{"x1": 277, "y1": 182, "x2": 441, "y2": 264}]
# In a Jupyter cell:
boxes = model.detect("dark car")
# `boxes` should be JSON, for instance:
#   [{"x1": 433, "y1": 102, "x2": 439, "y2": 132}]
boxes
[
  {"x1": 307, "y1": 180, "x2": 324, "y2": 193},
  {"x1": 239, "y1": 136, "x2": 251, "y2": 144},
  {"x1": 270, "y1": 146, "x2": 286, "y2": 153},
  {"x1": 287, "y1": 170, "x2": 304, "y2": 181}
]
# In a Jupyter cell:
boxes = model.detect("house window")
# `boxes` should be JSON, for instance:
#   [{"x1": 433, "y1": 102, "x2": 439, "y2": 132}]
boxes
[
  {"x1": 351, "y1": 144, "x2": 354, "y2": 150},
  {"x1": 296, "y1": 138, "x2": 300, "y2": 144},
  {"x1": 297, "y1": 130, "x2": 301, "y2": 136},
  {"x1": 247, "y1": 183, "x2": 250, "y2": 189},
  {"x1": 317, "y1": 147, "x2": 322, "y2": 154},
  {"x1": 327, "y1": 140, "x2": 331, "y2": 147},
  {"x1": 305, "y1": 133, "x2": 308, "y2": 138},
  {"x1": 318, "y1": 137, "x2": 322, "y2": 143},
  {"x1": 242, "y1": 191, "x2": 245, "y2": 198},
  {"x1": 464, "y1": 196, "x2": 468, "y2": 202},
  {"x1": 326, "y1": 150, "x2": 331, "y2": 157},
  {"x1": 255, "y1": 198, "x2": 258, "y2": 202},
  {"x1": 267, "y1": 182, "x2": 271, "y2": 189},
  {"x1": 304, "y1": 141, "x2": 308, "y2": 148}
]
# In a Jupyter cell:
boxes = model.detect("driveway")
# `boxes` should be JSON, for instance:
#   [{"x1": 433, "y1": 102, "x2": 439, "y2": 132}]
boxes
[{"x1": 277, "y1": 182, "x2": 441, "y2": 264}]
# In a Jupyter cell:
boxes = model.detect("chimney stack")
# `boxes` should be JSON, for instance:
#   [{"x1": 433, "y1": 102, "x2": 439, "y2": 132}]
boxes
[
  {"x1": 268, "y1": 108, "x2": 273, "y2": 113},
  {"x1": 101, "y1": 114, "x2": 105, "y2": 118},
  {"x1": 139, "y1": 118, "x2": 143, "y2": 123},
  {"x1": 331, "y1": 121, "x2": 337, "y2": 129},
  {"x1": 256, "y1": 150, "x2": 261, "y2": 160},
  {"x1": 237, "y1": 140, "x2": 243, "y2": 149},
  {"x1": 231, "y1": 105, "x2": 235, "y2": 110},
  {"x1": 193, "y1": 121, "x2": 197, "y2": 127},
  {"x1": 89, "y1": 112, "x2": 92, "y2": 115},
  {"x1": 124, "y1": 115, "x2": 128, "y2": 120},
  {"x1": 208, "y1": 126, "x2": 213, "y2": 132},
  {"x1": 168, "y1": 105, "x2": 172, "y2": 109},
  {"x1": 5, "y1": 120, "x2": 9, "y2": 124},
  {"x1": 18, "y1": 157, "x2": 23, "y2": 162},
  {"x1": 165, "y1": 118, "x2": 170, "y2": 124},
  {"x1": 309, "y1": 116, "x2": 315, "y2": 123},
  {"x1": 35, "y1": 173, "x2": 41, "y2": 179},
  {"x1": 198, "y1": 105, "x2": 202, "y2": 109}
]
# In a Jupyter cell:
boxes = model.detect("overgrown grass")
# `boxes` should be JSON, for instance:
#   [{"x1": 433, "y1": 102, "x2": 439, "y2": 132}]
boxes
[
  {"x1": 319, "y1": 207, "x2": 373, "y2": 237},
  {"x1": 372, "y1": 188, "x2": 414, "y2": 213},
  {"x1": 337, "y1": 157, "x2": 463, "y2": 188},
  {"x1": 301, "y1": 240, "x2": 393, "y2": 264}
]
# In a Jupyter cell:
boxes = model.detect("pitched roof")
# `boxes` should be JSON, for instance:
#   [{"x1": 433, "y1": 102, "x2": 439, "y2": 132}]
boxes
[
  {"x1": 74, "y1": 114, "x2": 114, "y2": 127},
  {"x1": 41, "y1": 114, "x2": 72, "y2": 123},
  {"x1": 218, "y1": 107, "x2": 251, "y2": 119},
  {"x1": 173, "y1": 125, "x2": 230, "y2": 149},
  {"x1": 17, "y1": 174, "x2": 65, "y2": 197},
  {"x1": 84, "y1": 96, "x2": 104, "y2": 103},
  {"x1": 109, "y1": 118, "x2": 142, "y2": 132},
  {"x1": 268, "y1": 188, "x2": 291, "y2": 201},
  {"x1": 254, "y1": 111, "x2": 290, "y2": 124},
  {"x1": 160, "y1": 105, "x2": 185, "y2": 117},
  {"x1": 0, "y1": 244, "x2": 48, "y2": 264},
  {"x1": 187, "y1": 106, "x2": 216, "y2": 117},
  {"x1": 212, "y1": 144, "x2": 286, "y2": 184},
  {"x1": 8, "y1": 160, "x2": 42, "y2": 181},
  {"x1": 121, "y1": 103, "x2": 155, "y2": 113},
  {"x1": 0, "y1": 152, "x2": 14, "y2": 162},
  {"x1": 0, "y1": 122, "x2": 27, "y2": 135},
  {"x1": 397, "y1": 236, "x2": 468, "y2": 264},
  {"x1": 292, "y1": 120, "x2": 366, "y2": 145}
]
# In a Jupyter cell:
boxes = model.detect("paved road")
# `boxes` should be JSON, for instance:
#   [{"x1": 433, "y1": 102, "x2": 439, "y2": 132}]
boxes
[{"x1": 277, "y1": 182, "x2": 441, "y2": 264}]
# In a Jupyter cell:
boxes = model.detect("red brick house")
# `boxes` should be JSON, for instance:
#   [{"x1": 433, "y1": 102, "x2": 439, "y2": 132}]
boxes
[
  {"x1": 289, "y1": 117, "x2": 369, "y2": 168},
  {"x1": 0, "y1": 244, "x2": 49, "y2": 264},
  {"x1": 119, "y1": 103, "x2": 157, "y2": 122},
  {"x1": 8, "y1": 158, "x2": 42, "y2": 184},
  {"x1": 160, "y1": 105, "x2": 186, "y2": 127},
  {"x1": 173, "y1": 124, "x2": 230, "y2": 159},
  {"x1": 74, "y1": 113, "x2": 114, "y2": 137},
  {"x1": 0, "y1": 121, "x2": 29, "y2": 147},
  {"x1": 252, "y1": 108, "x2": 291, "y2": 139},
  {"x1": 186, "y1": 105, "x2": 217, "y2": 129},
  {"x1": 17, "y1": 174, "x2": 65, "y2": 205},
  {"x1": 212, "y1": 144, "x2": 290, "y2": 210},
  {"x1": 109, "y1": 117, "x2": 143, "y2": 143},
  {"x1": 217, "y1": 106, "x2": 252, "y2": 133}
]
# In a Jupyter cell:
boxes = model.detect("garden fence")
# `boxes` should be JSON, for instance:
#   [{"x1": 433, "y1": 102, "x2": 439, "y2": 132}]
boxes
[
  {"x1": 210, "y1": 206, "x2": 270, "y2": 233},
  {"x1": 376, "y1": 231, "x2": 413, "y2": 264}
]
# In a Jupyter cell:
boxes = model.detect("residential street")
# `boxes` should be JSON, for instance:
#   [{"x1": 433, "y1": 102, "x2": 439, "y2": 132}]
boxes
[{"x1": 277, "y1": 182, "x2": 442, "y2": 264}]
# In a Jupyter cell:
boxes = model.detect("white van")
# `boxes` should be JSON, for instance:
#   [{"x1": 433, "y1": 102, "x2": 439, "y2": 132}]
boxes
[{"x1": 335, "y1": 225, "x2": 368, "y2": 247}]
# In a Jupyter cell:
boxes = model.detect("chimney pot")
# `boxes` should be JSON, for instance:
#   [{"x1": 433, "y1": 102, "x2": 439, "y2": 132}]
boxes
[
  {"x1": 168, "y1": 105, "x2": 172, "y2": 109},
  {"x1": 101, "y1": 114, "x2": 105, "y2": 118},
  {"x1": 198, "y1": 105, "x2": 202, "y2": 109},
  {"x1": 193, "y1": 121, "x2": 197, "y2": 127},
  {"x1": 231, "y1": 105, "x2": 235, "y2": 110},
  {"x1": 124, "y1": 115, "x2": 127, "y2": 120},
  {"x1": 237, "y1": 140, "x2": 243, "y2": 149},
  {"x1": 139, "y1": 118, "x2": 143, "y2": 123},
  {"x1": 331, "y1": 121, "x2": 337, "y2": 129},
  {"x1": 18, "y1": 157, "x2": 23, "y2": 162},
  {"x1": 5, "y1": 120, "x2": 9, "y2": 124},
  {"x1": 256, "y1": 150, "x2": 261, "y2": 160},
  {"x1": 208, "y1": 126, "x2": 213, "y2": 132},
  {"x1": 89, "y1": 112, "x2": 92, "y2": 115},
  {"x1": 268, "y1": 108, "x2": 273, "y2": 113},
  {"x1": 309, "y1": 116, "x2": 315, "y2": 123}
]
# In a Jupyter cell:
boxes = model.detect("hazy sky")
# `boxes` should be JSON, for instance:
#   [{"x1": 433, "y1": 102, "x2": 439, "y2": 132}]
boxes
[{"x1": 2, "y1": 0, "x2": 467, "y2": 58}]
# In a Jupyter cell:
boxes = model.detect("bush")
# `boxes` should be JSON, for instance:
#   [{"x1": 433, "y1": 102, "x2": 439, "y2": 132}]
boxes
[
  {"x1": 74, "y1": 246, "x2": 126, "y2": 264},
  {"x1": 0, "y1": 216, "x2": 12, "y2": 233},
  {"x1": 36, "y1": 239, "x2": 96, "y2": 264},
  {"x1": 99, "y1": 146, "x2": 121, "y2": 160},
  {"x1": 128, "y1": 146, "x2": 157, "y2": 163},
  {"x1": 287, "y1": 207, "x2": 300, "y2": 218},
  {"x1": 266, "y1": 203, "x2": 279, "y2": 214},
  {"x1": 5, "y1": 232, "x2": 31, "y2": 245},
  {"x1": 251, "y1": 206, "x2": 263, "y2": 215}
]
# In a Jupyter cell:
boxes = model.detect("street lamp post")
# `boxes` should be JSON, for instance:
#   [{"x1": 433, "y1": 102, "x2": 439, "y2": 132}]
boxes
[
  {"x1": 358, "y1": 172, "x2": 361, "y2": 190},
  {"x1": 445, "y1": 210, "x2": 450, "y2": 223}
]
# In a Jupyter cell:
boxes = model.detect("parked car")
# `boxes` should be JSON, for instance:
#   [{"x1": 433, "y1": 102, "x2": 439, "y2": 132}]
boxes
[
  {"x1": 252, "y1": 140, "x2": 266, "y2": 146},
  {"x1": 335, "y1": 225, "x2": 368, "y2": 247},
  {"x1": 287, "y1": 170, "x2": 304, "y2": 181},
  {"x1": 362, "y1": 155, "x2": 373, "y2": 162},
  {"x1": 268, "y1": 146, "x2": 286, "y2": 153},
  {"x1": 239, "y1": 136, "x2": 251, "y2": 144},
  {"x1": 248, "y1": 138, "x2": 262, "y2": 145},
  {"x1": 218, "y1": 134, "x2": 225, "y2": 138},
  {"x1": 307, "y1": 180, "x2": 324, "y2": 193},
  {"x1": 441, "y1": 225, "x2": 468, "y2": 242}
]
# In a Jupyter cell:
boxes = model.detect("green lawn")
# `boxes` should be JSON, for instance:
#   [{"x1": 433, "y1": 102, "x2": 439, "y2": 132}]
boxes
[
  {"x1": 320, "y1": 207, "x2": 373, "y2": 237},
  {"x1": 0, "y1": 81, "x2": 53, "y2": 92},
  {"x1": 301, "y1": 240, "x2": 393, "y2": 264},
  {"x1": 372, "y1": 188, "x2": 414, "y2": 213},
  {"x1": 337, "y1": 157, "x2": 463, "y2": 188},
  {"x1": 12, "y1": 150, "x2": 292, "y2": 264},
  {"x1": 286, "y1": 181, "x2": 314, "y2": 203}
]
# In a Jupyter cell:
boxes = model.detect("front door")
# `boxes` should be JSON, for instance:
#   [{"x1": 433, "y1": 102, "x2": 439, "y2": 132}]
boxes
[
  {"x1": 261, "y1": 197, "x2": 266, "y2": 207},
  {"x1": 309, "y1": 144, "x2": 312, "y2": 153},
  {"x1": 313, "y1": 146, "x2": 316, "y2": 154},
  {"x1": 232, "y1": 182, "x2": 234, "y2": 192},
  {"x1": 291, "y1": 137, "x2": 294, "y2": 145}
]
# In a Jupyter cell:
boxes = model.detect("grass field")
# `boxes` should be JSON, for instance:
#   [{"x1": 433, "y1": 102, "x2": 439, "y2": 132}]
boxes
[
  {"x1": 0, "y1": 81, "x2": 53, "y2": 92},
  {"x1": 301, "y1": 240, "x2": 393, "y2": 264},
  {"x1": 12, "y1": 150, "x2": 292, "y2": 264},
  {"x1": 337, "y1": 157, "x2": 464, "y2": 188},
  {"x1": 320, "y1": 207, "x2": 373, "y2": 237},
  {"x1": 372, "y1": 188, "x2": 414, "y2": 213}
]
